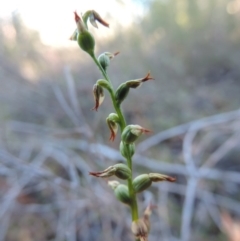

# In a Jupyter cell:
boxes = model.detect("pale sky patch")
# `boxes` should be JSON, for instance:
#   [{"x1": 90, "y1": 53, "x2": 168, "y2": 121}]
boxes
[{"x1": 0, "y1": 0, "x2": 144, "y2": 46}]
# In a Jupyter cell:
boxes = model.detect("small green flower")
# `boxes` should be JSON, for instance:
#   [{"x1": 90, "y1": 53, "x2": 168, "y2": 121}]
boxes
[
  {"x1": 98, "y1": 52, "x2": 119, "y2": 71},
  {"x1": 133, "y1": 173, "x2": 176, "y2": 193},
  {"x1": 132, "y1": 174, "x2": 152, "y2": 193},
  {"x1": 115, "y1": 72, "x2": 154, "y2": 105},
  {"x1": 121, "y1": 125, "x2": 151, "y2": 144},
  {"x1": 90, "y1": 163, "x2": 131, "y2": 180},
  {"x1": 73, "y1": 11, "x2": 95, "y2": 57},
  {"x1": 125, "y1": 72, "x2": 154, "y2": 88},
  {"x1": 108, "y1": 181, "x2": 132, "y2": 205},
  {"x1": 106, "y1": 113, "x2": 120, "y2": 141},
  {"x1": 92, "y1": 84, "x2": 104, "y2": 111},
  {"x1": 120, "y1": 141, "x2": 135, "y2": 159}
]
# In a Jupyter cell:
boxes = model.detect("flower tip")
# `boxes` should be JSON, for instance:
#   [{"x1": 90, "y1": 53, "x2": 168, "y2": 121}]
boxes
[
  {"x1": 148, "y1": 75, "x2": 155, "y2": 81},
  {"x1": 89, "y1": 171, "x2": 97, "y2": 176},
  {"x1": 142, "y1": 128, "x2": 152, "y2": 134},
  {"x1": 167, "y1": 176, "x2": 176, "y2": 182},
  {"x1": 109, "y1": 133, "x2": 115, "y2": 142},
  {"x1": 100, "y1": 20, "x2": 109, "y2": 28},
  {"x1": 144, "y1": 203, "x2": 157, "y2": 217},
  {"x1": 74, "y1": 11, "x2": 80, "y2": 22},
  {"x1": 109, "y1": 129, "x2": 117, "y2": 142},
  {"x1": 91, "y1": 106, "x2": 99, "y2": 111},
  {"x1": 142, "y1": 72, "x2": 154, "y2": 82},
  {"x1": 92, "y1": 10, "x2": 110, "y2": 28},
  {"x1": 89, "y1": 171, "x2": 103, "y2": 177}
]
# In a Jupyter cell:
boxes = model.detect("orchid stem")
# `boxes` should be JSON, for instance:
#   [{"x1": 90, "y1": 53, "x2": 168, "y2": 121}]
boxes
[{"x1": 92, "y1": 54, "x2": 139, "y2": 221}]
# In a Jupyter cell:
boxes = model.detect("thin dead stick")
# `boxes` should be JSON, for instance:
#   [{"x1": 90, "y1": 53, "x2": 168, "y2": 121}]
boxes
[
  {"x1": 181, "y1": 123, "x2": 199, "y2": 241},
  {"x1": 55, "y1": 138, "x2": 240, "y2": 183},
  {"x1": 0, "y1": 212, "x2": 11, "y2": 241},
  {"x1": 137, "y1": 108, "x2": 240, "y2": 152},
  {"x1": 51, "y1": 82, "x2": 81, "y2": 127},
  {"x1": 162, "y1": 182, "x2": 240, "y2": 214},
  {"x1": 201, "y1": 131, "x2": 240, "y2": 169},
  {"x1": 64, "y1": 66, "x2": 93, "y2": 138},
  {"x1": 158, "y1": 183, "x2": 172, "y2": 241},
  {"x1": 64, "y1": 66, "x2": 82, "y2": 120},
  {"x1": 0, "y1": 147, "x2": 51, "y2": 225},
  {"x1": 202, "y1": 196, "x2": 223, "y2": 231}
]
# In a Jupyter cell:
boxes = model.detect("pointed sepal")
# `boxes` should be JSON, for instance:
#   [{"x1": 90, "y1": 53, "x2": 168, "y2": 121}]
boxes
[
  {"x1": 121, "y1": 125, "x2": 151, "y2": 144},
  {"x1": 92, "y1": 83, "x2": 105, "y2": 111},
  {"x1": 89, "y1": 163, "x2": 131, "y2": 180},
  {"x1": 106, "y1": 113, "x2": 120, "y2": 141}
]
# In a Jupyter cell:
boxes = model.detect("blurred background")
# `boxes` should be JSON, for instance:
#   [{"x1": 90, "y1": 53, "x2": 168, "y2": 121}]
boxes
[{"x1": 1, "y1": 0, "x2": 240, "y2": 240}]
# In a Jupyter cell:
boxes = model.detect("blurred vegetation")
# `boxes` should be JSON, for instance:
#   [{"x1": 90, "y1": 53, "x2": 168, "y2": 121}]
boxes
[
  {"x1": 1, "y1": 0, "x2": 240, "y2": 240},
  {"x1": 1, "y1": 0, "x2": 240, "y2": 132},
  {"x1": 108, "y1": 0, "x2": 240, "y2": 130}
]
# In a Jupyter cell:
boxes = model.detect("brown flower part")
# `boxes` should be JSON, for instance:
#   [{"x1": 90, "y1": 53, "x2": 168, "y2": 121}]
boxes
[
  {"x1": 92, "y1": 10, "x2": 110, "y2": 28},
  {"x1": 106, "y1": 113, "x2": 119, "y2": 142},
  {"x1": 125, "y1": 72, "x2": 154, "y2": 89},
  {"x1": 89, "y1": 164, "x2": 131, "y2": 180},
  {"x1": 109, "y1": 126, "x2": 116, "y2": 141},
  {"x1": 89, "y1": 166, "x2": 115, "y2": 178},
  {"x1": 92, "y1": 84, "x2": 104, "y2": 111},
  {"x1": 141, "y1": 72, "x2": 154, "y2": 82},
  {"x1": 143, "y1": 203, "x2": 157, "y2": 232},
  {"x1": 107, "y1": 120, "x2": 118, "y2": 141},
  {"x1": 149, "y1": 173, "x2": 176, "y2": 182},
  {"x1": 131, "y1": 126, "x2": 151, "y2": 136},
  {"x1": 110, "y1": 51, "x2": 120, "y2": 59},
  {"x1": 105, "y1": 51, "x2": 120, "y2": 59},
  {"x1": 131, "y1": 219, "x2": 149, "y2": 241},
  {"x1": 74, "y1": 11, "x2": 81, "y2": 22},
  {"x1": 73, "y1": 11, "x2": 88, "y2": 33}
]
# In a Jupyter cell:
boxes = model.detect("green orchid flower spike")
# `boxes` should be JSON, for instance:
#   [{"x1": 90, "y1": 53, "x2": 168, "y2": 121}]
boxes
[{"x1": 72, "y1": 9, "x2": 176, "y2": 241}]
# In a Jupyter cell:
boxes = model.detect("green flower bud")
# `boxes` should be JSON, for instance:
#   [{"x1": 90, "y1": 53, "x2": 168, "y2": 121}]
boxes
[
  {"x1": 96, "y1": 79, "x2": 111, "y2": 91},
  {"x1": 114, "y1": 72, "x2": 154, "y2": 105},
  {"x1": 120, "y1": 141, "x2": 135, "y2": 159},
  {"x1": 106, "y1": 113, "x2": 119, "y2": 141},
  {"x1": 108, "y1": 181, "x2": 131, "y2": 205},
  {"x1": 121, "y1": 125, "x2": 151, "y2": 144},
  {"x1": 98, "y1": 53, "x2": 109, "y2": 71},
  {"x1": 133, "y1": 173, "x2": 176, "y2": 193},
  {"x1": 133, "y1": 174, "x2": 152, "y2": 193},
  {"x1": 107, "y1": 113, "x2": 119, "y2": 123},
  {"x1": 77, "y1": 31, "x2": 95, "y2": 56},
  {"x1": 92, "y1": 83, "x2": 104, "y2": 111},
  {"x1": 114, "y1": 184, "x2": 131, "y2": 205},
  {"x1": 115, "y1": 83, "x2": 130, "y2": 106},
  {"x1": 89, "y1": 163, "x2": 131, "y2": 180},
  {"x1": 74, "y1": 11, "x2": 95, "y2": 57},
  {"x1": 115, "y1": 163, "x2": 131, "y2": 179},
  {"x1": 126, "y1": 72, "x2": 154, "y2": 89},
  {"x1": 98, "y1": 52, "x2": 119, "y2": 71},
  {"x1": 71, "y1": 10, "x2": 109, "y2": 54}
]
